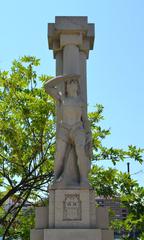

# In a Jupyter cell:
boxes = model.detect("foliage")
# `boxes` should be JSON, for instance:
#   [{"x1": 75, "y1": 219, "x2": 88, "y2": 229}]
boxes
[
  {"x1": 112, "y1": 185, "x2": 144, "y2": 240},
  {"x1": 89, "y1": 165, "x2": 138, "y2": 198},
  {"x1": 0, "y1": 56, "x2": 55, "y2": 239},
  {"x1": 90, "y1": 166, "x2": 144, "y2": 239},
  {"x1": 2, "y1": 207, "x2": 35, "y2": 240},
  {"x1": 0, "y1": 56, "x2": 144, "y2": 239}
]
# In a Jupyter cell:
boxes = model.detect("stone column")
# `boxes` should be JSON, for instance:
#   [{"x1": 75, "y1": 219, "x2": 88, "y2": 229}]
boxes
[
  {"x1": 48, "y1": 16, "x2": 94, "y2": 105},
  {"x1": 30, "y1": 17, "x2": 114, "y2": 240},
  {"x1": 55, "y1": 51, "x2": 63, "y2": 75},
  {"x1": 80, "y1": 51, "x2": 87, "y2": 110},
  {"x1": 63, "y1": 44, "x2": 80, "y2": 75}
]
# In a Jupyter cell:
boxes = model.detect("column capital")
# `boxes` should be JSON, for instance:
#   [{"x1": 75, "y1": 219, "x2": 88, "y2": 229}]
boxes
[{"x1": 48, "y1": 16, "x2": 95, "y2": 58}]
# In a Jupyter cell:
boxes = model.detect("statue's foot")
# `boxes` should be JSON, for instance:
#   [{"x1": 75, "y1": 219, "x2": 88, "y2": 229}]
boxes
[
  {"x1": 80, "y1": 179, "x2": 91, "y2": 189},
  {"x1": 49, "y1": 177, "x2": 65, "y2": 189}
]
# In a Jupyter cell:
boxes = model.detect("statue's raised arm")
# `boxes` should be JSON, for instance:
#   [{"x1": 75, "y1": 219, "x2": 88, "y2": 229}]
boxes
[
  {"x1": 44, "y1": 74, "x2": 80, "y2": 102},
  {"x1": 44, "y1": 76, "x2": 63, "y2": 101}
]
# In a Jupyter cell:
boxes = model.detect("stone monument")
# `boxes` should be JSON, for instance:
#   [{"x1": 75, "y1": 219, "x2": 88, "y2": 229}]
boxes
[{"x1": 31, "y1": 16, "x2": 114, "y2": 240}]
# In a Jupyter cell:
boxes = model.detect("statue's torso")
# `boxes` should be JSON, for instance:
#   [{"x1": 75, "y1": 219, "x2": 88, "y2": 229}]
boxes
[{"x1": 61, "y1": 96, "x2": 83, "y2": 126}]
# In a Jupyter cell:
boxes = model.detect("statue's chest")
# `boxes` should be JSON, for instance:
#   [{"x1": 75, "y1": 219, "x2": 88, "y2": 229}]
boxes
[{"x1": 62, "y1": 98, "x2": 82, "y2": 109}]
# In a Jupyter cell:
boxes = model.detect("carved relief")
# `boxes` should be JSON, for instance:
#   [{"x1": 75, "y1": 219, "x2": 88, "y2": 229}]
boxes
[{"x1": 63, "y1": 194, "x2": 81, "y2": 220}]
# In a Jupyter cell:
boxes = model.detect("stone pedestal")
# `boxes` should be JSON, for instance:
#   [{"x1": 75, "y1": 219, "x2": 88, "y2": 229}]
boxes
[
  {"x1": 31, "y1": 229, "x2": 114, "y2": 240},
  {"x1": 31, "y1": 189, "x2": 114, "y2": 240},
  {"x1": 44, "y1": 229, "x2": 114, "y2": 240},
  {"x1": 48, "y1": 189, "x2": 96, "y2": 229}
]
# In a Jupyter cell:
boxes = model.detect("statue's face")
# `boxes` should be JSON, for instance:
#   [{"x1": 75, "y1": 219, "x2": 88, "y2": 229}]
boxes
[{"x1": 66, "y1": 80, "x2": 78, "y2": 97}]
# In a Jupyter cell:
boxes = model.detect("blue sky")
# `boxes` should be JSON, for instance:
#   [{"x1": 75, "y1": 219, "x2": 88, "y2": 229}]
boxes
[{"x1": 0, "y1": 0, "x2": 144, "y2": 185}]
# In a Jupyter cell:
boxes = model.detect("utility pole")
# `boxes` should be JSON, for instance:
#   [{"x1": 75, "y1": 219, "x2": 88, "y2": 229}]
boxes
[{"x1": 127, "y1": 162, "x2": 130, "y2": 174}]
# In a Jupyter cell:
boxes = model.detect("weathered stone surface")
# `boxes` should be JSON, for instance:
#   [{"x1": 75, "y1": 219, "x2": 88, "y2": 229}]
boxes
[
  {"x1": 44, "y1": 229, "x2": 114, "y2": 240},
  {"x1": 30, "y1": 229, "x2": 44, "y2": 240},
  {"x1": 31, "y1": 228, "x2": 114, "y2": 240},
  {"x1": 60, "y1": 34, "x2": 83, "y2": 48},
  {"x1": 48, "y1": 17, "x2": 94, "y2": 53},
  {"x1": 35, "y1": 207, "x2": 49, "y2": 229},
  {"x1": 102, "y1": 229, "x2": 114, "y2": 240},
  {"x1": 96, "y1": 207, "x2": 109, "y2": 229},
  {"x1": 48, "y1": 189, "x2": 96, "y2": 229}
]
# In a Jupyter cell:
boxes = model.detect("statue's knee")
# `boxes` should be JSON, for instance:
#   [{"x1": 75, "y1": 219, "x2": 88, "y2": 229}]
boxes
[
  {"x1": 76, "y1": 144, "x2": 85, "y2": 156},
  {"x1": 76, "y1": 142, "x2": 85, "y2": 151}
]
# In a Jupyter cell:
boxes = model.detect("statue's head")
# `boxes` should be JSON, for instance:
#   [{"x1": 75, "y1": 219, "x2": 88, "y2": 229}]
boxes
[{"x1": 65, "y1": 79, "x2": 80, "y2": 97}]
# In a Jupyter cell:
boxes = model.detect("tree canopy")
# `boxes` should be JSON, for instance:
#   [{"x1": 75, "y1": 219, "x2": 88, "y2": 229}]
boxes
[{"x1": 0, "y1": 56, "x2": 143, "y2": 239}]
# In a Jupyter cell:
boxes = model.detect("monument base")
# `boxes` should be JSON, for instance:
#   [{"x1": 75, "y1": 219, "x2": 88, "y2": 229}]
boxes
[
  {"x1": 31, "y1": 189, "x2": 114, "y2": 240},
  {"x1": 31, "y1": 228, "x2": 114, "y2": 240},
  {"x1": 48, "y1": 188, "x2": 97, "y2": 229}
]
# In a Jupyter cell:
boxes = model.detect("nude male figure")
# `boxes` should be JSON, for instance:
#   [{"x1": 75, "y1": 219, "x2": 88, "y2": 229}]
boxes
[{"x1": 45, "y1": 75, "x2": 92, "y2": 187}]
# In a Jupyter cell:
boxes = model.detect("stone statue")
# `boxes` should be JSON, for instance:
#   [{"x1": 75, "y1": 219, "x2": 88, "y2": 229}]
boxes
[{"x1": 44, "y1": 74, "x2": 92, "y2": 188}]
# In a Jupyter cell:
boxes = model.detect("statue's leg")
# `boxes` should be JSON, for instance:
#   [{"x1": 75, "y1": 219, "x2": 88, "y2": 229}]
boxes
[
  {"x1": 54, "y1": 138, "x2": 67, "y2": 181},
  {"x1": 75, "y1": 145, "x2": 89, "y2": 185},
  {"x1": 74, "y1": 132, "x2": 90, "y2": 187}
]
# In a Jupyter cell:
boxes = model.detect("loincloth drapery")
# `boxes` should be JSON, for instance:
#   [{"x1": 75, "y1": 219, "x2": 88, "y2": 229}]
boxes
[{"x1": 57, "y1": 121, "x2": 86, "y2": 146}]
